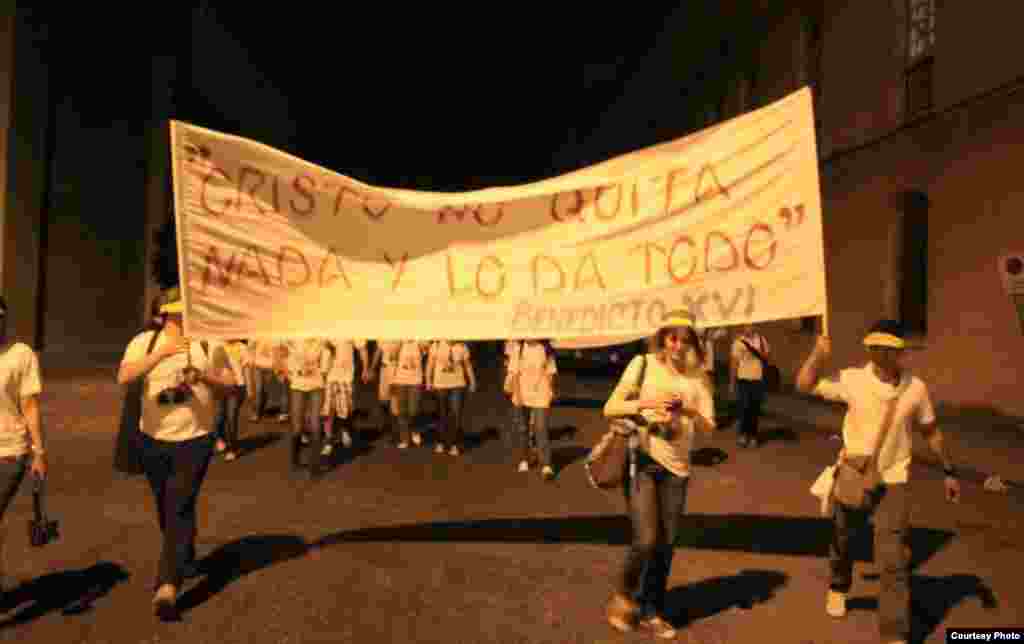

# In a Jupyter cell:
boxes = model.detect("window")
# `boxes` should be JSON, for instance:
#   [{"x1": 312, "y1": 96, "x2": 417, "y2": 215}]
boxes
[
  {"x1": 905, "y1": 0, "x2": 935, "y2": 118},
  {"x1": 899, "y1": 190, "x2": 929, "y2": 335}
]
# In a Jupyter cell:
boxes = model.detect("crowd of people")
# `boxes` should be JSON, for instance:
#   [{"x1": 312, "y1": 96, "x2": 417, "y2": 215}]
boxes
[{"x1": 0, "y1": 288, "x2": 964, "y2": 643}]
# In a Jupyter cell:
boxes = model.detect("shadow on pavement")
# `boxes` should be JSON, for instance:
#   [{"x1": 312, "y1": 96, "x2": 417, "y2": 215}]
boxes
[
  {"x1": 312, "y1": 514, "x2": 954, "y2": 565},
  {"x1": 463, "y1": 427, "x2": 502, "y2": 451},
  {"x1": 0, "y1": 562, "x2": 130, "y2": 627},
  {"x1": 690, "y1": 447, "x2": 729, "y2": 467},
  {"x1": 757, "y1": 427, "x2": 800, "y2": 444},
  {"x1": 664, "y1": 569, "x2": 789, "y2": 626},
  {"x1": 552, "y1": 446, "x2": 590, "y2": 471},
  {"x1": 554, "y1": 397, "x2": 606, "y2": 410},
  {"x1": 235, "y1": 431, "x2": 283, "y2": 455},
  {"x1": 845, "y1": 574, "x2": 997, "y2": 644},
  {"x1": 176, "y1": 535, "x2": 309, "y2": 614}
]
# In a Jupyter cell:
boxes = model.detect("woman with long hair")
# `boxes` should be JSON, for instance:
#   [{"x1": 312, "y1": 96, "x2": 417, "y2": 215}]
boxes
[
  {"x1": 321, "y1": 339, "x2": 370, "y2": 455},
  {"x1": 602, "y1": 310, "x2": 716, "y2": 639},
  {"x1": 425, "y1": 339, "x2": 477, "y2": 456},
  {"x1": 390, "y1": 340, "x2": 429, "y2": 449},
  {"x1": 511, "y1": 338, "x2": 558, "y2": 481},
  {"x1": 281, "y1": 338, "x2": 329, "y2": 476}
]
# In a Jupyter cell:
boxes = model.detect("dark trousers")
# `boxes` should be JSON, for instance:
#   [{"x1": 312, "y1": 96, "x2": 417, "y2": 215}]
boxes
[
  {"x1": 508, "y1": 405, "x2": 552, "y2": 466},
  {"x1": 736, "y1": 378, "x2": 766, "y2": 439},
  {"x1": 140, "y1": 433, "x2": 214, "y2": 588},
  {"x1": 0, "y1": 455, "x2": 28, "y2": 585},
  {"x1": 437, "y1": 387, "x2": 466, "y2": 448},
  {"x1": 250, "y1": 368, "x2": 289, "y2": 417},
  {"x1": 619, "y1": 453, "x2": 689, "y2": 615},
  {"x1": 215, "y1": 386, "x2": 246, "y2": 451},
  {"x1": 831, "y1": 483, "x2": 911, "y2": 641},
  {"x1": 393, "y1": 384, "x2": 421, "y2": 444}
]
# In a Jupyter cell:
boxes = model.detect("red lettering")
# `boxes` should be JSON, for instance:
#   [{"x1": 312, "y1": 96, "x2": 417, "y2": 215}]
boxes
[
  {"x1": 629, "y1": 241, "x2": 666, "y2": 286},
  {"x1": 778, "y1": 203, "x2": 806, "y2": 229},
  {"x1": 647, "y1": 298, "x2": 667, "y2": 329},
  {"x1": 278, "y1": 246, "x2": 311, "y2": 287},
  {"x1": 475, "y1": 255, "x2": 506, "y2": 299},
  {"x1": 200, "y1": 166, "x2": 233, "y2": 217},
  {"x1": 200, "y1": 245, "x2": 239, "y2": 291},
  {"x1": 445, "y1": 252, "x2": 475, "y2": 297},
  {"x1": 473, "y1": 203, "x2": 503, "y2": 227},
  {"x1": 383, "y1": 251, "x2": 410, "y2": 291},
  {"x1": 594, "y1": 184, "x2": 622, "y2": 221},
  {"x1": 551, "y1": 190, "x2": 584, "y2": 222},
  {"x1": 664, "y1": 167, "x2": 689, "y2": 217},
  {"x1": 362, "y1": 194, "x2": 391, "y2": 220},
  {"x1": 744, "y1": 223, "x2": 777, "y2": 270},
  {"x1": 238, "y1": 246, "x2": 271, "y2": 286},
  {"x1": 693, "y1": 163, "x2": 729, "y2": 202},
  {"x1": 705, "y1": 231, "x2": 740, "y2": 273},
  {"x1": 290, "y1": 175, "x2": 316, "y2": 216},
  {"x1": 573, "y1": 251, "x2": 606, "y2": 291},
  {"x1": 236, "y1": 166, "x2": 267, "y2": 215},
  {"x1": 532, "y1": 255, "x2": 565, "y2": 295},
  {"x1": 318, "y1": 247, "x2": 351, "y2": 289},
  {"x1": 668, "y1": 236, "x2": 698, "y2": 283}
]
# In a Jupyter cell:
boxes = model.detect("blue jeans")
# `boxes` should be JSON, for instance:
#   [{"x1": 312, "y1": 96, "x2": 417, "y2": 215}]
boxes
[
  {"x1": 736, "y1": 378, "x2": 765, "y2": 439},
  {"x1": 510, "y1": 406, "x2": 551, "y2": 466},
  {"x1": 0, "y1": 454, "x2": 28, "y2": 584},
  {"x1": 437, "y1": 387, "x2": 466, "y2": 448},
  {"x1": 215, "y1": 386, "x2": 246, "y2": 451},
  {"x1": 140, "y1": 433, "x2": 214, "y2": 588},
  {"x1": 620, "y1": 453, "x2": 689, "y2": 616}
]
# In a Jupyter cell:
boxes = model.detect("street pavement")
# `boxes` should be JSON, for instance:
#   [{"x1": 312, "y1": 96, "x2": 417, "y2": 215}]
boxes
[{"x1": 1, "y1": 356, "x2": 1022, "y2": 643}]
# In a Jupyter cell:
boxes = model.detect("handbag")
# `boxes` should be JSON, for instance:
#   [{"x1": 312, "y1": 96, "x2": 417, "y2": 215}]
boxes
[
  {"x1": 113, "y1": 328, "x2": 162, "y2": 476},
  {"x1": 740, "y1": 337, "x2": 781, "y2": 392},
  {"x1": 585, "y1": 355, "x2": 648, "y2": 489},
  {"x1": 831, "y1": 384, "x2": 904, "y2": 509},
  {"x1": 28, "y1": 474, "x2": 60, "y2": 547}
]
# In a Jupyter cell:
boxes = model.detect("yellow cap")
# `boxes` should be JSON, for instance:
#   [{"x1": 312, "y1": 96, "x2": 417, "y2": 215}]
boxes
[
  {"x1": 863, "y1": 332, "x2": 906, "y2": 349},
  {"x1": 159, "y1": 287, "x2": 184, "y2": 314},
  {"x1": 661, "y1": 310, "x2": 695, "y2": 329}
]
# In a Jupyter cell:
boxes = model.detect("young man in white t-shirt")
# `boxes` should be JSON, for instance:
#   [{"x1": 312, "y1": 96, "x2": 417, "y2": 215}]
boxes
[
  {"x1": 730, "y1": 324, "x2": 771, "y2": 448},
  {"x1": 117, "y1": 287, "x2": 236, "y2": 620},
  {"x1": 796, "y1": 320, "x2": 961, "y2": 644},
  {"x1": 0, "y1": 296, "x2": 46, "y2": 598}
]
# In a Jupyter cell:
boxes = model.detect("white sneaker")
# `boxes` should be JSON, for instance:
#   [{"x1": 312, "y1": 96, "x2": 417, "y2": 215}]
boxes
[
  {"x1": 341, "y1": 431, "x2": 353, "y2": 448},
  {"x1": 449, "y1": 446, "x2": 460, "y2": 457},
  {"x1": 412, "y1": 432, "x2": 423, "y2": 446},
  {"x1": 300, "y1": 434, "x2": 310, "y2": 445},
  {"x1": 518, "y1": 460, "x2": 530, "y2": 473},
  {"x1": 434, "y1": 444, "x2": 445, "y2": 454},
  {"x1": 153, "y1": 584, "x2": 178, "y2": 620},
  {"x1": 321, "y1": 443, "x2": 334, "y2": 457},
  {"x1": 826, "y1": 590, "x2": 847, "y2": 618},
  {"x1": 397, "y1": 442, "x2": 409, "y2": 450},
  {"x1": 542, "y1": 465, "x2": 555, "y2": 481}
]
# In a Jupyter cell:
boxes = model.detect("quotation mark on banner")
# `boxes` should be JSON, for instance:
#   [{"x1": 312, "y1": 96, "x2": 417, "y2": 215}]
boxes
[{"x1": 777, "y1": 204, "x2": 806, "y2": 230}]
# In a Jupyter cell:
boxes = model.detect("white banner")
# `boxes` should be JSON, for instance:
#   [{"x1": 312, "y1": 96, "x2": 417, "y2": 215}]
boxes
[{"x1": 171, "y1": 87, "x2": 826, "y2": 341}]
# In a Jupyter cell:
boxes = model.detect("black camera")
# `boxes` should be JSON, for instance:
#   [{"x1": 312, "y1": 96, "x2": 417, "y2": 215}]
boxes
[
  {"x1": 157, "y1": 383, "x2": 194, "y2": 406},
  {"x1": 28, "y1": 476, "x2": 59, "y2": 547}
]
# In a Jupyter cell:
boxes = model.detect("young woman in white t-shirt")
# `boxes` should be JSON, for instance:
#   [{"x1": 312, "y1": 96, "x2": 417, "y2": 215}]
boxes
[
  {"x1": 369, "y1": 340, "x2": 402, "y2": 446},
  {"x1": 509, "y1": 339, "x2": 559, "y2": 480},
  {"x1": 116, "y1": 288, "x2": 236, "y2": 621},
  {"x1": 425, "y1": 340, "x2": 477, "y2": 456},
  {"x1": 602, "y1": 310, "x2": 716, "y2": 639},
  {"x1": 390, "y1": 341, "x2": 429, "y2": 449},
  {"x1": 281, "y1": 338, "x2": 330, "y2": 476},
  {"x1": 0, "y1": 296, "x2": 46, "y2": 599},
  {"x1": 321, "y1": 339, "x2": 370, "y2": 455}
]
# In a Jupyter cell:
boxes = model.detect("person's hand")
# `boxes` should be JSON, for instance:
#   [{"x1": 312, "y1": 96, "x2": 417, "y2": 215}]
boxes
[
  {"x1": 639, "y1": 395, "x2": 675, "y2": 415},
  {"x1": 945, "y1": 476, "x2": 961, "y2": 504},
  {"x1": 31, "y1": 452, "x2": 47, "y2": 479},
  {"x1": 182, "y1": 366, "x2": 202, "y2": 386},
  {"x1": 469, "y1": 382, "x2": 477, "y2": 393},
  {"x1": 362, "y1": 369, "x2": 372, "y2": 384},
  {"x1": 814, "y1": 335, "x2": 832, "y2": 360}
]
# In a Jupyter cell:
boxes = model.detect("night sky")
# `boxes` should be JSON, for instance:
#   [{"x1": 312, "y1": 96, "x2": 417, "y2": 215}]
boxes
[{"x1": 187, "y1": 3, "x2": 750, "y2": 192}]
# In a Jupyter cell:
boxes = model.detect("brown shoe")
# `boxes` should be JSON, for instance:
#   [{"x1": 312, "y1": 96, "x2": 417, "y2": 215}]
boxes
[{"x1": 606, "y1": 593, "x2": 639, "y2": 633}]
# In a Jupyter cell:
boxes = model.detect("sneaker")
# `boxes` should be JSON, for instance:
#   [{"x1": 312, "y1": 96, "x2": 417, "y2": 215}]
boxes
[
  {"x1": 153, "y1": 584, "x2": 179, "y2": 621},
  {"x1": 341, "y1": 431, "x2": 353, "y2": 448},
  {"x1": 639, "y1": 615, "x2": 677, "y2": 640},
  {"x1": 434, "y1": 444, "x2": 445, "y2": 454},
  {"x1": 737, "y1": 436, "x2": 749, "y2": 448},
  {"x1": 412, "y1": 432, "x2": 423, "y2": 446},
  {"x1": 518, "y1": 460, "x2": 530, "y2": 473},
  {"x1": 321, "y1": 443, "x2": 334, "y2": 457},
  {"x1": 606, "y1": 593, "x2": 639, "y2": 633},
  {"x1": 542, "y1": 465, "x2": 555, "y2": 481},
  {"x1": 748, "y1": 437, "x2": 760, "y2": 449},
  {"x1": 300, "y1": 434, "x2": 311, "y2": 445},
  {"x1": 448, "y1": 446, "x2": 460, "y2": 457},
  {"x1": 249, "y1": 414, "x2": 261, "y2": 423},
  {"x1": 397, "y1": 442, "x2": 409, "y2": 450},
  {"x1": 826, "y1": 590, "x2": 847, "y2": 618},
  {"x1": 224, "y1": 451, "x2": 238, "y2": 462},
  {"x1": 278, "y1": 414, "x2": 289, "y2": 423}
]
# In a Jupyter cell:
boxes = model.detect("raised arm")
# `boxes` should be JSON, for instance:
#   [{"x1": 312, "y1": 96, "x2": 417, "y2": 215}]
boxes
[{"x1": 796, "y1": 336, "x2": 831, "y2": 394}]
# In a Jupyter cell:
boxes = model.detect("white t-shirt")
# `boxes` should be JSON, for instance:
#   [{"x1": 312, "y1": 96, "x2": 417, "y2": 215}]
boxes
[
  {"x1": 285, "y1": 339, "x2": 329, "y2": 391},
  {"x1": 812, "y1": 364, "x2": 936, "y2": 484},
  {"x1": 392, "y1": 341, "x2": 428, "y2": 386},
  {"x1": 731, "y1": 333, "x2": 770, "y2": 381},
  {"x1": 513, "y1": 342, "x2": 557, "y2": 408},
  {"x1": 121, "y1": 331, "x2": 222, "y2": 443},
  {"x1": 0, "y1": 342, "x2": 42, "y2": 458},
  {"x1": 429, "y1": 341, "x2": 471, "y2": 389},
  {"x1": 701, "y1": 328, "x2": 727, "y2": 372},
  {"x1": 604, "y1": 354, "x2": 715, "y2": 478},
  {"x1": 325, "y1": 339, "x2": 367, "y2": 384},
  {"x1": 248, "y1": 339, "x2": 277, "y2": 370}
]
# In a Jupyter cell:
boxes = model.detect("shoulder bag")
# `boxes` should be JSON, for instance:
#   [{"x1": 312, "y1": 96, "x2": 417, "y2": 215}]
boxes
[
  {"x1": 113, "y1": 329, "x2": 162, "y2": 476},
  {"x1": 740, "y1": 336, "x2": 781, "y2": 392},
  {"x1": 831, "y1": 384, "x2": 905, "y2": 509},
  {"x1": 585, "y1": 355, "x2": 648, "y2": 490}
]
